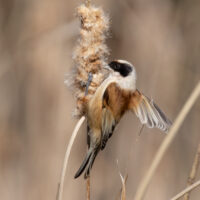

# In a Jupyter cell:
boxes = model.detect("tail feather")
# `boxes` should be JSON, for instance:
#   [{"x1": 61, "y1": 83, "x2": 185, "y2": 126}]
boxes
[
  {"x1": 84, "y1": 149, "x2": 99, "y2": 179},
  {"x1": 74, "y1": 149, "x2": 93, "y2": 179}
]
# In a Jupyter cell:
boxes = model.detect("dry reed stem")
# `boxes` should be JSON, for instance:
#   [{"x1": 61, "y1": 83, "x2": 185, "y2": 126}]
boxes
[
  {"x1": 116, "y1": 174, "x2": 128, "y2": 200},
  {"x1": 170, "y1": 179, "x2": 200, "y2": 200},
  {"x1": 57, "y1": 116, "x2": 85, "y2": 200},
  {"x1": 119, "y1": 173, "x2": 127, "y2": 200},
  {"x1": 183, "y1": 143, "x2": 200, "y2": 200},
  {"x1": 134, "y1": 81, "x2": 200, "y2": 200},
  {"x1": 86, "y1": 177, "x2": 90, "y2": 200}
]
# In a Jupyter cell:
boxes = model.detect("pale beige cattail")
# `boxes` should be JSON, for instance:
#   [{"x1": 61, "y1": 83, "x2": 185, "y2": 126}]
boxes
[{"x1": 66, "y1": 4, "x2": 109, "y2": 117}]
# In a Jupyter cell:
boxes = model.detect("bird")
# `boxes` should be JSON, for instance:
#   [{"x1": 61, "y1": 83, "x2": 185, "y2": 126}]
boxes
[{"x1": 74, "y1": 59, "x2": 172, "y2": 179}]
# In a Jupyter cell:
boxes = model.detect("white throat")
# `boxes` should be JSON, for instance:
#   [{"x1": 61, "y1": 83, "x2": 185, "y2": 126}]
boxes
[
  {"x1": 114, "y1": 60, "x2": 137, "y2": 91},
  {"x1": 117, "y1": 71, "x2": 136, "y2": 91}
]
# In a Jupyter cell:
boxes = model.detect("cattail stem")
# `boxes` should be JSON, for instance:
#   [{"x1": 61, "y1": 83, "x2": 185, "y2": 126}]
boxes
[
  {"x1": 86, "y1": 177, "x2": 90, "y2": 200},
  {"x1": 183, "y1": 142, "x2": 200, "y2": 200}
]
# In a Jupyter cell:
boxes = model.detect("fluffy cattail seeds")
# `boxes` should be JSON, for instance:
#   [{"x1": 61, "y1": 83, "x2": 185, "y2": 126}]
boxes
[{"x1": 67, "y1": 4, "x2": 110, "y2": 117}]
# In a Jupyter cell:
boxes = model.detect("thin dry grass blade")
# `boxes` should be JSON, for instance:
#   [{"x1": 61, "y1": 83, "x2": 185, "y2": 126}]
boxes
[
  {"x1": 119, "y1": 173, "x2": 127, "y2": 200},
  {"x1": 57, "y1": 116, "x2": 85, "y2": 200},
  {"x1": 170, "y1": 179, "x2": 200, "y2": 200},
  {"x1": 183, "y1": 142, "x2": 200, "y2": 200},
  {"x1": 134, "y1": 81, "x2": 200, "y2": 200}
]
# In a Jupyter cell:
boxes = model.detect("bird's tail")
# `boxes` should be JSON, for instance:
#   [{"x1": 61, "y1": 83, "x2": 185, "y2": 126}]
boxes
[
  {"x1": 84, "y1": 149, "x2": 99, "y2": 179},
  {"x1": 74, "y1": 147, "x2": 99, "y2": 179},
  {"x1": 74, "y1": 148, "x2": 93, "y2": 179}
]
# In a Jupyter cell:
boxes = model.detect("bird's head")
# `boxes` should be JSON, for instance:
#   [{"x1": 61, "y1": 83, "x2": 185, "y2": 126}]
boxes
[{"x1": 104, "y1": 60, "x2": 137, "y2": 91}]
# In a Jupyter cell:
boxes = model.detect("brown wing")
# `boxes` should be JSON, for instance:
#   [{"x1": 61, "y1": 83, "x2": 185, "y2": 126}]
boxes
[
  {"x1": 101, "y1": 107, "x2": 116, "y2": 150},
  {"x1": 129, "y1": 90, "x2": 172, "y2": 133},
  {"x1": 101, "y1": 83, "x2": 118, "y2": 150}
]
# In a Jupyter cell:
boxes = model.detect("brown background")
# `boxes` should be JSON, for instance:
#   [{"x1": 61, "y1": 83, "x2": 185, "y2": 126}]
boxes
[{"x1": 0, "y1": 0, "x2": 200, "y2": 199}]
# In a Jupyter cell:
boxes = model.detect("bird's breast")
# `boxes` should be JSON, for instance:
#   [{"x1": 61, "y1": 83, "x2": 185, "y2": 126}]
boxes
[{"x1": 103, "y1": 83, "x2": 132, "y2": 121}]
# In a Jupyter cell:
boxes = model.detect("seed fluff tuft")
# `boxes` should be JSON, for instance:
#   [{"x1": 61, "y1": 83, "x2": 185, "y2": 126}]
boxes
[{"x1": 66, "y1": 4, "x2": 110, "y2": 117}]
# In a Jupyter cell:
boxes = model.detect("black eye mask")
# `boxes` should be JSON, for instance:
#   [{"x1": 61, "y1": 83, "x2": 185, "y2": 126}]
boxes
[{"x1": 109, "y1": 61, "x2": 132, "y2": 77}]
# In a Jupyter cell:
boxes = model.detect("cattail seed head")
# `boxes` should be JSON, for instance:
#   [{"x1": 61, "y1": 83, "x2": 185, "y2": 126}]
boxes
[{"x1": 67, "y1": 4, "x2": 110, "y2": 117}]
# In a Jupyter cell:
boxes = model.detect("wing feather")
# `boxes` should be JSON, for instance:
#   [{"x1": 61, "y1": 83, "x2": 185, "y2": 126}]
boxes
[
  {"x1": 130, "y1": 90, "x2": 172, "y2": 133},
  {"x1": 100, "y1": 84, "x2": 117, "y2": 150}
]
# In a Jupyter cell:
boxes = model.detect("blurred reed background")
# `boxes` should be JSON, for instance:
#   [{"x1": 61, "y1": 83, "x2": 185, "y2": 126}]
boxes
[{"x1": 0, "y1": 0, "x2": 200, "y2": 199}]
